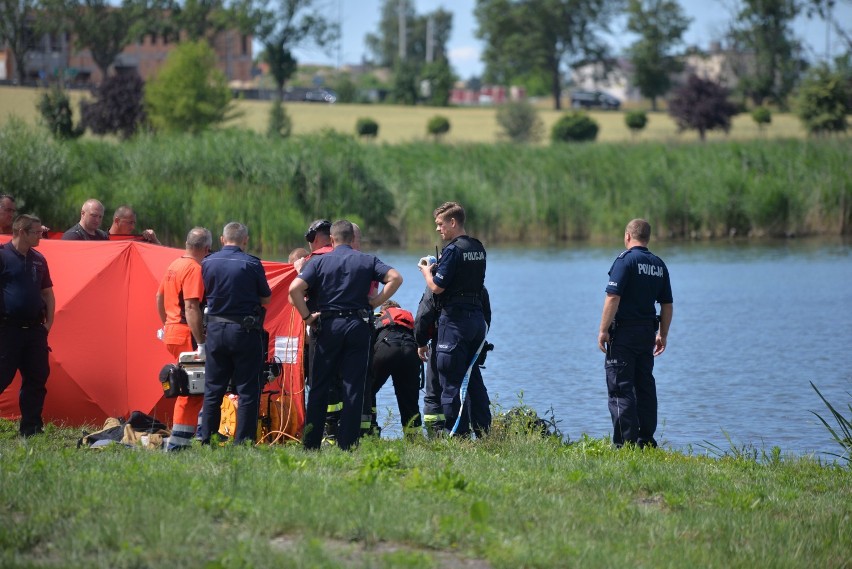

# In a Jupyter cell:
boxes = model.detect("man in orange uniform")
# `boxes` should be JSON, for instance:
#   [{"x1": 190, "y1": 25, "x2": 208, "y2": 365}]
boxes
[{"x1": 156, "y1": 227, "x2": 211, "y2": 450}]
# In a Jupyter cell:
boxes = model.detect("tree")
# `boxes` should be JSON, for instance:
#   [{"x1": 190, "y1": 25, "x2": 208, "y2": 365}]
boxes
[
  {"x1": 476, "y1": 0, "x2": 625, "y2": 110},
  {"x1": 668, "y1": 74, "x2": 738, "y2": 141},
  {"x1": 626, "y1": 0, "x2": 690, "y2": 111},
  {"x1": 36, "y1": 84, "x2": 84, "y2": 139},
  {"x1": 144, "y1": 40, "x2": 236, "y2": 133},
  {"x1": 365, "y1": 0, "x2": 453, "y2": 68},
  {"x1": 426, "y1": 115, "x2": 450, "y2": 140},
  {"x1": 419, "y1": 59, "x2": 455, "y2": 106},
  {"x1": 267, "y1": 99, "x2": 292, "y2": 138},
  {"x1": 166, "y1": 0, "x2": 230, "y2": 42},
  {"x1": 751, "y1": 106, "x2": 772, "y2": 131},
  {"x1": 390, "y1": 59, "x2": 419, "y2": 104},
  {"x1": 0, "y1": 0, "x2": 38, "y2": 84},
  {"x1": 252, "y1": 0, "x2": 338, "y2": 100},
  {"x1": 725, "y1": 0, "x2": 804, "y2": 107},
  {"x1": 80, "y1": 71, "x2": 147, "y2": 139},
  {"x1": 795, "y1": 63, "x2": 849, "y2": 135},
  {"x1": 496, "y1": 99, "x2": 544, "y2": 143},
  {"x1": 47, "y1": 0, "x2": 152, "y2": 81}
]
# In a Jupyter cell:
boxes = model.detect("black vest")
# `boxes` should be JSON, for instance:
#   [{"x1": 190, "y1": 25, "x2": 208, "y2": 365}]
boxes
[{"x1": 441, "y1": 236, "x2": 486, "y2": 306}]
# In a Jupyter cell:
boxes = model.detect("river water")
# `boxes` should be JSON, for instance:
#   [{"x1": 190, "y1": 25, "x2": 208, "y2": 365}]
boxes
[{"x1": 369, "y1": 238, "x2": 852, "y2": 459}]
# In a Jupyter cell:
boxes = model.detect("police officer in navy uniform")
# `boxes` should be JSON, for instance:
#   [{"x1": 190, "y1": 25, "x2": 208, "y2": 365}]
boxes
[
  {"x1": 289, "y1": 220, "x2": 402, "y2": 450},
  {"x1": 598, "y1": 218, "x2": 673, "y2": 448},
  {"x1": 418, "y1": 201, "x2": 487, "y2": 437},
  {"x1": 199, "y1": 222, "x2": 271, "y2": 446},
  {"x1": 0, "y1": 214, "x2": 55, "y2": 437},
  {"x1": 415, "y1": 284, "x2": 492, "y2": 438}
]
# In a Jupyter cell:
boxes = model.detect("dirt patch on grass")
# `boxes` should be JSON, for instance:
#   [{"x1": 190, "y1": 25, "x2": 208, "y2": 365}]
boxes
[{"x1": 270, "y1": 534, "x2": 492, "y2": 568}]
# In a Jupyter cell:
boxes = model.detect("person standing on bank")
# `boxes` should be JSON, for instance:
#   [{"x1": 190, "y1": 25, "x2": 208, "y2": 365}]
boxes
[
  {"x1": 0, "y1": 215, "x2": 55, "y2": 437},
  {"x1": 289, "y1": 220, "x2": 402, "y2": 451},
  {"x1": 598, "y1": 218, "x2": 673, "y2": 449},
  {"x1": 62, "y1": 199, "x2": 108, "y2": 241},
  {"x1": 199, "y1": 222, "x2": 271, "y2": 446},
  {"x1": 418, "y1": 201, "x2": 487, "y2": 437},
  {"x1": 156, "y1": 227, "x2": 211, "y2": 450}
]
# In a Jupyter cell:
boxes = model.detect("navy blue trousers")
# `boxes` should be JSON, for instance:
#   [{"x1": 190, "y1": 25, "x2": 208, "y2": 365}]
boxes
[
  {"x1": 0, "y1": 325, "x2": 50, "y2": 435},
  {"x1": 605, "y1": 324, "x2": 657, "y2": 447},
  {"x1": 435, "y1": 306, "x2": 488, "y2": 436},
  {"x1": 200, "y1": 321, "x2": 264, "y2": 445},
  {"x1": 305, "y1": 315, "x2": 371, "y2": 450}
]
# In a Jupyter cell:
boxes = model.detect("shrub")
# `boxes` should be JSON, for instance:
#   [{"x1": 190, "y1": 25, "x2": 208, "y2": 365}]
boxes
[
  {"x1": 80, "y1": 71, "x2": 147, "y2": 140},
  {"x1": 668, "y1": 74, "x2": 738, "y2": 141},
  {"x1": 426, "y1": 115, "x2": 451, "y2": 140},
  {"x1": 625, "y1": 110, "x2": 648, "y2": 135},
  {"x1": 751, "y1": 106, "x2": 772, "y2": 130},
  {"x1": 496, "y1": 100, "x2": 543, "y2": 143},
  {"x1": 333, "y1": 75, "x2": 357, "y2": 104},
  {"x1": 355, "y1": 117, "x2": 379, "y2": 138},
  {"x1": 36, "y1": 84, "x2": 83, "y2": 140},
  {"x1": 0, "y1": 118, "x2": 69, "y2": 224},
  {"x1": 795, "y1": 64, "x2": 849, "y2": 135},
  {"x1": 267, "y1": 99, "x2": 292, "y2": 139},
  {"x1": 550, "y1": 112, "x2": 599, "y2": 143},
  {"x1": 144, "y1": 40, "x2": 237, "y2": 134}
]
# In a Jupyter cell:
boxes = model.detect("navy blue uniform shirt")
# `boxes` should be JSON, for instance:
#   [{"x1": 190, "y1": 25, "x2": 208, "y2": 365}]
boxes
[
  {"x1": 298, "y1": 245, "x2": 391, "y2": 312},
  {"x1": 0, "y1": 243, "x2": 52, "y2": 320},
  {"x1": 202, "y1": 245, "x2": 271, "y2": 316},
  {"x1": 606, "y1": 246, "x2": 673, "y2": 321}
]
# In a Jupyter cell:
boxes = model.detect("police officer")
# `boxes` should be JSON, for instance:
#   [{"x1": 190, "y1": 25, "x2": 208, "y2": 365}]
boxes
[
  {"x1": 199, "y1": 222, "x2": 271, "y2": 446},
  {"x1": 415, "y1": 285, "x2": 492, "y2": 438},
  {"x1": 418, "y1": 201, "x2": 487, "y2": 436},
  {"x1": 289, "y1": 220, "x2": 402, "y2": 451},
  {"x1": 598, "y1": 218, "x2": 673, "y2": 449},
  {"x1": 0, "y1": 214, "x2": 55, "y2": 437}
]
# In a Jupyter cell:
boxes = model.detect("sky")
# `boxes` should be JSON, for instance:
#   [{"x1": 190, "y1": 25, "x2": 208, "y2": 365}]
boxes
[{"x1": 290, "y1": 0, "x2": 851, "y2": 79}]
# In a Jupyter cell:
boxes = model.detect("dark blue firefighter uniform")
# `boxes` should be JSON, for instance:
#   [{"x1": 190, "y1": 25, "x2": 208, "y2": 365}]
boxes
[
  {"x1": 200, "y1": 245, "x2": 271, "y2": 445},
  {"x1": 432, "y1": 235, "x2": 487, "y2": 436},
  {"x1": 604, "y1": 246, "x2": 673, "y2": 447},
  {"x1": 415, "y1": 285, "x2": 491, "y2": 437},
  {"x1": 298, "y1": 245, "x2": 393, "y2": 450},
  {"x1": 0, "y1": 243, "x2": 52, "y2": 436}
]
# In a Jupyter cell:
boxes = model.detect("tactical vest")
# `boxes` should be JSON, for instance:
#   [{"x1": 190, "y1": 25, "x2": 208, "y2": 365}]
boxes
[
  {"x1": 375, "y1": 307, "x2": 415, "y2": 331},
  {"x1": 441, "y1": 235, "x2": 486, "y2": 306},
  {"x1": 374, "y1": 307, "x2": 417, "y2": 347}
]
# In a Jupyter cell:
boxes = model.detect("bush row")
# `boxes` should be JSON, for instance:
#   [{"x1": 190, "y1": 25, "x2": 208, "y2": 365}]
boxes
[{"x1": 1, "y1": 119, "x2": 849, "y2": 254}]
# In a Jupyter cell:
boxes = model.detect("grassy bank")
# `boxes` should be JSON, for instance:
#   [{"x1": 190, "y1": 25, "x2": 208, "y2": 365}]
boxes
[
  {"x1": 0, "y1": 419, "x2": 849, "y2": 568},
  {"x1": 0, "y1": 85, "x2": 811, "y2": 144}
]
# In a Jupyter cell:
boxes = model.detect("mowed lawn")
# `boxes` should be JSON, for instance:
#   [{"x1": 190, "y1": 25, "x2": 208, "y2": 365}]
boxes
[{"x1": 1, "y1": 84, "x2": 809, "y2": 143}]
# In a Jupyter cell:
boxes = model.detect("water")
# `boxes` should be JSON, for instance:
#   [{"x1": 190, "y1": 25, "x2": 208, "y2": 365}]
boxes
[{"x1": 370, "y1": 238, "x2": 852, "y2": 459}]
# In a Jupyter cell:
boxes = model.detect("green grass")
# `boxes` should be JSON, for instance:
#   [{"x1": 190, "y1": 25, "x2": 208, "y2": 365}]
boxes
[
  {"x1": 1, "y1": 85, "x2": 810, "y2": 144},
  {"x1": 1, "y1": 417, "x2": 850, "y2": 568}
]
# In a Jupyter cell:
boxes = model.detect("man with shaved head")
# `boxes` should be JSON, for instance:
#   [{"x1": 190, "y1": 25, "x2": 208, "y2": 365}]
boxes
[{"x1": 62, "y1": 199, "x2": 108, "y2": 240}]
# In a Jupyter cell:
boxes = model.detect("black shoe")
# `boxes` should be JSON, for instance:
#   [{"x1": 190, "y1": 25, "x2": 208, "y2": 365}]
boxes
[{"x1": 19, "y1": 427, "x2": 44, "y2": 438}]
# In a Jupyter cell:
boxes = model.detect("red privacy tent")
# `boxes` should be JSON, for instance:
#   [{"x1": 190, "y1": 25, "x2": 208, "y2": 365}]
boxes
[{"x1": 0, "y1": 237, "x2": 305, "y2": 430}]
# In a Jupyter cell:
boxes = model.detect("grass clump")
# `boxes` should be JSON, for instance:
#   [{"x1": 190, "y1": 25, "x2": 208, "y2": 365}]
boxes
[{"x1": 1, "y1": 417, "x2": 850, "y2": 568}]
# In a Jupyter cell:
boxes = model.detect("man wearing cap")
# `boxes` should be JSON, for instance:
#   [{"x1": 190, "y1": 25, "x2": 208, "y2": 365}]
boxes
[
  {"x1": 62, "y1": 199, "x2": 109, "y2": 241},
  {"x1": 0, "y1": 214, "x2": 55, "y2": 437},
  {"x1": 289, "y1": 220, "x2": 402, "y2": 450}
]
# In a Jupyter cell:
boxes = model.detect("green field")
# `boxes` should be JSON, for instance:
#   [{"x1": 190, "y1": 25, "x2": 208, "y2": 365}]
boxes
[{"x1": 0, "y1": 85, "x2": 809, "y2": 144}]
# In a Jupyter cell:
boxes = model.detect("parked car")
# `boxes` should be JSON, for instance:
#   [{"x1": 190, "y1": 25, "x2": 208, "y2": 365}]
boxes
[
  {"x1": 570, "y1": 90, "x2": 620, "y2": 110},
  {"x1": 304, "y1": 88, "x2": 337, "y2": 103}
]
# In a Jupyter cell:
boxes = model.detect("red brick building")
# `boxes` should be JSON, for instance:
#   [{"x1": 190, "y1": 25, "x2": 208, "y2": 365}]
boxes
[{"x1": 2, "y1": 25, "x2": 253, "y2": 85}]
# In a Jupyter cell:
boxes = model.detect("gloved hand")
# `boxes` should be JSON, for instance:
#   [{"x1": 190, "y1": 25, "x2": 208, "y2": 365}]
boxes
[
  {"x1": 156, "y1": 327, "x2": 165, "y2": 341},
  {"x1": 195, "y1": 343, "x2": 206, "y2": 360}
]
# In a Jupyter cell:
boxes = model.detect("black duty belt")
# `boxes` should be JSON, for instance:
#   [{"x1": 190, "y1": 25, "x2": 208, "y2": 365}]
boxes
[
  {"x1": 207, "y1": 314, "x2": 247, "y2": 325},
  {"x1": 320, "y1": 309, "x2": 370, "y2": 320},
  {"x1": 615, "y1": 319, "x2": 656, "y2": 327},
  {"x1": 0, "y1": 316, "x2": 43, "y2": 328}
]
